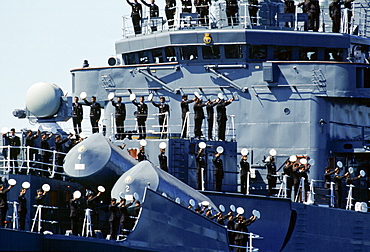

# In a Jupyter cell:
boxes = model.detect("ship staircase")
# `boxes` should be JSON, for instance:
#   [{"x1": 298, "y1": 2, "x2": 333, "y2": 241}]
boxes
[{"x1": 170, "y1": 140, "x2": 188, "y2": 183}]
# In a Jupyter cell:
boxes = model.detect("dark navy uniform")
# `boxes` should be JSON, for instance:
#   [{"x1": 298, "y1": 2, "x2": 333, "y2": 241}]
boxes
[
  {"x1": 180, "y1": 97, "x2": 194, "y2": 138},
  {"x1": 119, "y1": 200, "x2": 134, "y2": 234},
  {"x1": 25, "y1": 131, "x2": 38, "y2": 167},
  {"x1": 284, "y1": 0, "x2": 295, "y2": 27},
  {"x1": 195, "y1": 0, "x2": 211, "y2": 25},
  {"x1": 18, "y1": 191, "x2": 27, "y2": 230},
  {"x1": 193, "y1": 101, "x2": 207, "y2": 138},
  {"x1": 266, "y1": 159, "x2": 277, "y2": 196},
  {"x1": 3, "y1": 132, "x2": 21, "y2": 169},
  {"x1": 181, "y1": 0, "x2": 192, "y2": 13},
  {"x1": 216, "y1": 100, "x2": 232, "y2": 141},
  {"x1": 226, "y1": 0, "x2": 239, "y2": 26},
  {"x1": 158, "y1": 152, "x2": 168, "y2": 172},
  {"x1": 165, "y1": 0, "x2": 176, "y2": 27},
  {"x1": 127, "y1": 0, "x2": 142, "y2": 34},
  {"x1": 151, "y1": 100, "x2": 170, "y2": 139},
  {"x1": 83, "y1": 99, "x2": 101, "y2": 133},
  {"x1": 138, "y1": 149, "x2": 147, "y2": 162},
  {"x1": 109, "y1": 202, "x2": 119, "y2": 239},
  {"x1": 111, "y1": 100, "x2": 126, "y2": 140},
  {"x1": 196, "y1": 151, "x2": 206, "y2": 190},
  {"x1": 334, "y1": 172, "x2": 346, "y2": 208},
  {"x1": 329, "y1": 0, "x2": 341, "y2": 32},
  {"x1": 240, "y1": 158, "x2": 250, "y2": 194},
  {"x1": 248, "y1": 0, "x2": 259, "y2": 25},
  {"x1": 206, "y1": 101, "x2": 217, "y2": 140},
  {"x1": 132, "y1": 100, "x2": 148, "y2": 139},
  {"x1": 55, "y1": 136, "x2": 70, "y2": 173},
  {"x1": 0, "y1": 186, "x2": 11, "y2": 227},
  {"x1": 40, "y1": 134, "x2": 52, "y2": 175},
  {"x1": 213, "y1": 155, "x2": 224, "y2": 191},
  {"x1": 283, "y1": 162, "x2": 294, "y2": 196},
  {"x1": 70, "y1": 198, "x2": 80, "y2": 235},
  {"x1": 72, "y1": 101, "x2": 83, "y2": 135},
  {"x1": 140, "y1": 0, "x2": 159, "y2": 31}
]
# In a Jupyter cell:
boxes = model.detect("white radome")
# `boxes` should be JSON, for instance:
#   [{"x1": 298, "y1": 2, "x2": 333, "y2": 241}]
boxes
[{"x1": 25, "y1": 82, "x2": 63, "y2": 118}]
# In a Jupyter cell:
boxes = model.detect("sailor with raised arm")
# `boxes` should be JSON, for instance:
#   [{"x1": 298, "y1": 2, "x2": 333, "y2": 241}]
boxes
[
  {"x1": 140, "y1": 0, "x2": 159, "y2": 31},
  {"x1": 110, "y1": 96, "x2": 126, "y2": 140},
  {"x1": 126, "y1": 0, "x2": 143, "y2": 34},
  {"x1": 0, "y1": 182, "x2": 15, "y2": 227},
  {"x1": 132, "y1": 95, "x2": 148, "y2": 140},
  {"x1": 82, "y1": 95, "x2": 101, "y2": 133},
  {"x1": 151, "y1": 96, "x2": 170, "y2": 139}
]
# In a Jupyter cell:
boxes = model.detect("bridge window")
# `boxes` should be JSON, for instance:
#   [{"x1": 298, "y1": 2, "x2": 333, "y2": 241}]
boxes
[
  {"x1": 249, "y1": 45, "x2": 267, "y2": 59},
  {"x1": 152, "y1": 49, "x2": 164, "y2": 63},
  {"x1": 202, "y1": 45, "x2": 220, "y2": 59},
  {"x1": 225, "y1": 45, "x2": 243, "y2": 59},
  {"x1": 299, "y1": 47, "x2": 318, "y2": 60},
  {"x1": 122, "y1": 52, "x2": 137, "y2": 65},
  {"x1": 165, "y1": 47, "x2": 177, "y2": 62},
  {"x1": 325, "y1": 48, "x2": 343, "y2": 61},
  {"x1": 274, "y1": 46, "x2": 292, "y2": 60},
  {"x1": 139, "y1": 50, "x2": 151, "y2": 64},
  {"x1": 180, "y1": 46, "x2": 198, "y2": 60}
]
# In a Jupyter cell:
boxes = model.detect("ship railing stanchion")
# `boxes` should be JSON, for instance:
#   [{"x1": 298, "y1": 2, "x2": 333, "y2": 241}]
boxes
[
  {"x1": 346, "y1": 184, "x2": 355, "y2": 210},
  {"x1": 26, "y1": 146, "x2": 31, "y2": 174},
  {"x1": 294, "y1": 5, "x2": 299, "y2": 31},
  {"x1": 180, "y1": 112, "x2": 190, "y2": 139},
  {"x1": 246, "y1": 171, "x2": 250, "y2": 195},
  {"x1": 7, "y1": 145, "x2": 11, "y2": 173},
  {"x1": 82, "y1": 208, "x2": 93, "y2": 237},
  {"x1": 10, "y1": 201, "x2": 19, "y2": 230},
  {"x1": 50, "y1": 150, "x2": 56, "y2": 178},
  {"x1": 201, "y1": 167, "x2": 205, "y2": 191},
  {"x1": 111, "y1": 112, "x2": 115, "y2": 141},
  {"x1": 330, "y1": 182, "x2": 335, "y2": 207},
  {"x1": 278, "y1": 175, "x2": 288, "y2": 198},
  {"x1": 306, "y1": 179, "x2": 316, "y2": 204},
  {"x1": 31, "y1": 205, "x2": 43, "y2": 233},
  {"x1": 230, "y1": 114, "x2": 236, "y2": 141}
]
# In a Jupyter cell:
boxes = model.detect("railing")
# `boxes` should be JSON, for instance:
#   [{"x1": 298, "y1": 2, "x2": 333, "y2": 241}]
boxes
[
  {"x1": 0, "y1": 146, "x2": 67, "y2": 178},
  {"x1": 122, "y1": 2, "x2": 369, "y2": 37},
  {"x1": 228, "y1": 229, "x2": 263, "y2": 252}
]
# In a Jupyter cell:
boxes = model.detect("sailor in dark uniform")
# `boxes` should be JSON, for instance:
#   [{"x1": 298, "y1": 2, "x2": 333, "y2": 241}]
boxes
[
  {"x1": 111, "y1": 96, "x2": 126, "y2": 140},
  {"x1": 158, "y1": 148, "x2": 168, "y2": 172},
  {"x1": 54, "y1": 134, "x2": 72, "y2": 178},
  {"x1": 196, "y1": 148, "x2": 206, "y2": 190},
  {"x1": 248, "y1": 0, "x2": 259, "y2": 25},
  {"x1": 132, "y1": 96, "x2": 148, "y2": 140},
  {"x1": 35, "y1": 189, "x2": 47, "y2": 231},
  {"x1": 2, "y1": 128, "x2": 21, "y2": 172},
  {"x1": 283, "y1": 160, "x2": 293, "y2": 198},
  {"x1": 18, "y1": 188, "x2": 28, "y2": 230},
  {"x1": 206, "y1": 99, "x2": 217, "y2": 140},
  {"x1": 193, "y1": 97, "x2": 207, "y2": 139},
  {"x1": 70, "y1": 194, "x2": 80, "y2": 236},
  {"x1": 329, "y1": 0, "x2": 341, "y2": 33},
  {"x1": 284, "y1": 0, "x2": 295, "y2": 27},
  {"x1": 240, "y1": 155, "x2": 250, "y2": 194},
  {"x1": 86, "y1": 191, "x2": 102, "y2": 229},
  {"x1": 127, "y1": 0, "x2": 143, "y2": 34},
  {"x1": 83, "y1": 96, "x2": 101, "y2": 133},
  {"x1": 324, "y1": 166, "x2": 335, "y2": 189},
  {"x1": 195, "y1": 0, "x2": 211, "y2": 25},
  {"x1": 343, "y1": 0, "x2": 354, "y2": 33},
  {"x1": 151, "y1": 96, "x2": 170, "y2": 139},
  {"x1": 181, "y1": 0, "x2": 192, "y2": 13},
  {"x1": 40, "y1": 132, "x2": 53, "y2": 176},
  {"x1": 119, "y1": 198, "x2": 134, "y2": 234},
  {"x1": 234, "y1": 215, "x2": 257, "y2": 251},
  {"x1": 72, "y1": 96, "x2": 83, "y2": 135},
  {"x1": 140, "y1": 0, "x2": 159, "y2": 31},
  {"x1": 0, "y1": 183, "x2": 14, "y2": 227},
  {"x1": 266, "y1": 156, "x2": 277, "y2": 196},
  {"x1": 180, "y1": 95, "x2": 195, "y2": 138},
  {"x1": 333, "y1": 167, "x2": 346, "y2": 208},
  {"x1": 108, "y1": 198, "x2": 120, "y2": 240},
  {"x1": 216, "y1": 96, "x2": 234, "y2": 141},
  {"x1": 165, "y1": 0, "x2": 176, "y2": 28},
  {"x1": 226, "y1": 0, "x2": 239, "y2": 26},
  {"x1": 213, "y1": 152, "x2": 224, "y2": 191},
  {"x1": 25, "y1": 130, "x2": 39, "y2": 168},
  {"x1": 138, "y1": 146, "x2": 147, "y2": 162}
]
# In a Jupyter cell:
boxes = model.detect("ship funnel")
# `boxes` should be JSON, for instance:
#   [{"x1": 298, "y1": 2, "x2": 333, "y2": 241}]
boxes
[{"x1": 64, "y1": 133, "x2": 137, "y2": 190}]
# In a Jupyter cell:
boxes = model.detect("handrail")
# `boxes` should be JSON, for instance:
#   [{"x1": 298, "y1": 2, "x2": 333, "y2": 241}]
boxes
[{"x1": 0, "y1": 145, "x2": 67, "y2": 178}]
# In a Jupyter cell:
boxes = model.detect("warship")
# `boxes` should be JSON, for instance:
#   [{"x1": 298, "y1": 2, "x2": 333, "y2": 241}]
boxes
[{"x1": 1, "y1": 0, "x2": 370, "y2": 251}]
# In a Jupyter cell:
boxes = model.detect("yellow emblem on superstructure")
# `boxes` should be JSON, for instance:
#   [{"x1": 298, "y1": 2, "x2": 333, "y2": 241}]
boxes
[{"x1": 203, "y1": 33, "x2": 212, "y2": 44}]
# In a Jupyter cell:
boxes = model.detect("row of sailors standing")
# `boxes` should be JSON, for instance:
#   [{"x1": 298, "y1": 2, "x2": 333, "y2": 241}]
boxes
[
  {"x1": 74, "y1": 93, "x2": 235, "y2": 141},
  {"x1": 284, "y1": 0, "x2": 354, "y2": 33},
  {"x1": 125, "y1": 0, "x2": 260, "y2": 34},
  {"x1": 192, "y1": 206, "x2": 257, "y2": 250}
]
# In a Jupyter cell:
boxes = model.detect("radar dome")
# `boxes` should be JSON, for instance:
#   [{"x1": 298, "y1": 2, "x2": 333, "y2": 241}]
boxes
[{"x1": 25, "y1": 82, "x2": 63, "y2": 118}]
